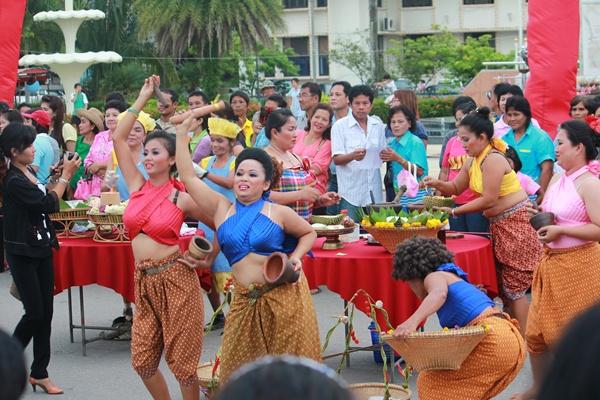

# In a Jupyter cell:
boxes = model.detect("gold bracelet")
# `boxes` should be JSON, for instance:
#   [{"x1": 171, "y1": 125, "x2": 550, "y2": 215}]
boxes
[{"x1": 58, "y1": 177, "x2": 69, "y2": 185}]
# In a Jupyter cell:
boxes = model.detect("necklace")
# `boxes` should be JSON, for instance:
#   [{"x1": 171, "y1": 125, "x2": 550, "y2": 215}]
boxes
[{"x1": 269, "y1": 144, "x2": 298, "y2": 167}]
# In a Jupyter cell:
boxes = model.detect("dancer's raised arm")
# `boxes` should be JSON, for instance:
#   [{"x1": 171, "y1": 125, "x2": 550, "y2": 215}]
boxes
[
  {"x1": 113, "y1": 76, "x2": 157, "y2": 193},
  {"x1": 175, "y1": 115, "x2": 230, "y2": 218}
]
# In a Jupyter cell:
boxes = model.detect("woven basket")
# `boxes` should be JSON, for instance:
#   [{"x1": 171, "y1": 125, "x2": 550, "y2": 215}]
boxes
[
  {"x1": 422, "y1": 196, "x2": 454, "y2": 209},
  {"x1": 50, "y1": 208, "x2": 91, "y2": 221},
  {"x1": 381, "y1": 326, "x2": 487, "y2": 372},
  {"x1": 349, "y1": 383, "x2": 411, "y2": 400},
  {"x1": 311, "y1": 214, "x2": 345, "y2": 225},
  {"x1": 88, "y1": 213, "x2": 124, "y2": 225},
  {"x1": 362, "y1": 225, "x2": 442, "y2": 253}
]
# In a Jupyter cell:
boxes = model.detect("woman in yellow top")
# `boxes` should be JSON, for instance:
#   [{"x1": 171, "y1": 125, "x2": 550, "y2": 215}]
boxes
[{"x1": 424, "y1": 107, "x2": 542, "y2": 334}]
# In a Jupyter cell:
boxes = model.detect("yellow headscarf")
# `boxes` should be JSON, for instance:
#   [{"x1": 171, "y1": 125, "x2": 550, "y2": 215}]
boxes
[
  {"x1": 117, "y1": 110, "x2": 156, "y2": 134},
  {"x1": 208, "y1": 117, "x2": 240, "y2": 139}
]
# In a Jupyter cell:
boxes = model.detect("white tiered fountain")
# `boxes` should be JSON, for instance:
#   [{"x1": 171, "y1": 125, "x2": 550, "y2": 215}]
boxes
[{"x1": 19, "y1": 0, "x2": 122, "y2": 114}]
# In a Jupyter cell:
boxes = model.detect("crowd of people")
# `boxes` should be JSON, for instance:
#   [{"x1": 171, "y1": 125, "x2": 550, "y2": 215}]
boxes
[{"x1": 1, "y1": 74, "x2": 600, "y2": 400}]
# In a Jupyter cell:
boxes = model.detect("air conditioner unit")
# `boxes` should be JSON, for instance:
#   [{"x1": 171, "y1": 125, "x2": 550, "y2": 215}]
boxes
[{"x1": 380, "y1": 17, "x2": 395, "y2": 31}]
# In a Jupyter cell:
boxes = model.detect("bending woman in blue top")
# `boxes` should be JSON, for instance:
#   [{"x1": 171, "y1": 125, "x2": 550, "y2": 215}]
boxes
[
  {"x1": 391, "y1": 237, "x2": 525, "y2": 400},
  {"x1": 175, "y1": 115, "x2": 320, "y2": 383}
]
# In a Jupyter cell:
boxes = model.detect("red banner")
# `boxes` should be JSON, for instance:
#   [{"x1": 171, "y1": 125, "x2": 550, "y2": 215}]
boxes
[
  {"x1": 0, "y1": 1, "x2": 27, "y2": 107},
  {"x1": 525, "y1": 0, "x2": 579, "y2": 139}
]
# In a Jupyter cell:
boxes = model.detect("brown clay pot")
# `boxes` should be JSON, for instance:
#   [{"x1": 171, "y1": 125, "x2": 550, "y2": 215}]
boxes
[
  {"x1": 530, "y1": 212, "x2": 556, "y2": 231},
  {"x1": 188, "y1": 235, "x2": 213, "y2": 259},
  {"x1": 263, "y1": 252, "x2": 300, "y2": 285}
]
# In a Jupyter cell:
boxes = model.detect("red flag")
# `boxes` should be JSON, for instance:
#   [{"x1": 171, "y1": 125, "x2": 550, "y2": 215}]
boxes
[
  {"x1": 0, "y1": 1, "x2": 27, "y2": 107},
  {"x1": 525, "y1": 0, "x2": 579, "y2": 139}
]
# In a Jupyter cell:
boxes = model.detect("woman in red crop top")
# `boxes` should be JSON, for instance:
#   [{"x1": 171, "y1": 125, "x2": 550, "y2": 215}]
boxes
[
  {"x1": 175, "y1": 113, "x2": 321, "y2": 383},
  {"x1": 114, "y1": 76, "x2": 217, "y2": 400}
]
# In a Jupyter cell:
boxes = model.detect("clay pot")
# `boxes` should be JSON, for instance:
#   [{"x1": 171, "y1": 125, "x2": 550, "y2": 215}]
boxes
[
  {"x1": 530, "y1": 212, "x2": 556, "y2": 231},
  {"x1": 263, "y1": 252, "x2": 300, "y2": 285},
  {"x1": 188, "y1": 235, "x2": 213, "y2": 259}
]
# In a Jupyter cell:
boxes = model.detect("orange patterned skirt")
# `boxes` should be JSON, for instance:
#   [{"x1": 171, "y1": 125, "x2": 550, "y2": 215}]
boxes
[
  {"x1": 417, "y1": 309, "x2": 526, "y2": 400},
  {"x1": 219, "y1": 272, "x2": 321, "y2": 383},
  {"x1": 526, "y1": 242, "x2": 600, "y2": 354},
  {"x1": 489, "y1": 202, "x2": 542, "y2": 300},
  {"x1": 131, "y1": 251, "x2": 204, "y2": 386}
]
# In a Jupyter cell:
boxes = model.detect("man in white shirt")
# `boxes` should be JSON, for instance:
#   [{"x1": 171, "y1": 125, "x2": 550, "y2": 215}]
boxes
[
  {"x1": 332, "y1": 85, "x2": 386, "y2": 222},
  {"x1": 286, "y1": 78, "x2": 302, "y2": 119},
  {"x1": 326, "y1": 81, "x2": 351, "y2": 215},
  {"x1": 296, "y1": 82, "x2": 321, "y2": 130}
]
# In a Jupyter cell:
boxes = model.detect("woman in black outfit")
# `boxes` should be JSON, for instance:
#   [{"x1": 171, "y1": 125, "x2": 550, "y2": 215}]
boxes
[{"x1": 1, "y1": 123, "x2": 80, "y2": 395}]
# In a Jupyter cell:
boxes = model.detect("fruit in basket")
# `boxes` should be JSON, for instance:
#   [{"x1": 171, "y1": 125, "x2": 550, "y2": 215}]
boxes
[
  {"x1": 360, "y1": 207, "x2": 448, "y2": 230},
  {"x1": 89, "y1": 200, "x2": 129, "y2": 215},
  {"x1": 310, "y1": 214, "x2": 345, "y2": 225},
  {"x1": 423, "y1": 195, "x2": 454, "y2": 209}
]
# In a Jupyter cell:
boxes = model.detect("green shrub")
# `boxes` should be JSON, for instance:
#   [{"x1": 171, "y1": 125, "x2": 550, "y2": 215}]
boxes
[
  {"x1": 371, "y1": 97, "x2": 389, "y2": 122},
  {"x1": 418, "y1": 97, "x2": 456, "y2": 118}
]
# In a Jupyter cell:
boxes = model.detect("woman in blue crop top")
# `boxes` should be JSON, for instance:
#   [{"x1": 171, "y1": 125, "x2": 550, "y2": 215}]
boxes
[
  {"x1": 391, "y1": 237, "x2": 525, "y2": 400},
  {"x1": 175, "y1": 115, "x2": 321, "y2": 383}
]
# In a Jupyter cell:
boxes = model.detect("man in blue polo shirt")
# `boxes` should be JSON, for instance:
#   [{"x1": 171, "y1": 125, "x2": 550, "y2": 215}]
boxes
[{"x1": 502, "y1": 96, "x2": 555, "y2": 197}]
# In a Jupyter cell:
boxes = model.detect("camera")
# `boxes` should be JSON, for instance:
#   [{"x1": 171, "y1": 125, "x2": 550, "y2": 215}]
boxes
[{"x1": 66, "y1": 152, "x2": 77, "y2": 160}]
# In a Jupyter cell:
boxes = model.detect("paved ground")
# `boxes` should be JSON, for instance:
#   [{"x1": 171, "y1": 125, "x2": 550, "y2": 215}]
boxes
[
  {"x1": 0, "y1": 144, "x2": 533, "y2": 399},
  {"x1": 0, "y1": 271, "x2": 531, "y2": 399}
]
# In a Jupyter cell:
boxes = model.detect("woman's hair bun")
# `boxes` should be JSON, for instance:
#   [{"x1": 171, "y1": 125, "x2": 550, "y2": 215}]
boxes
[{"x1": 475, "y1": 107, "x2": 491, "y2": 120}]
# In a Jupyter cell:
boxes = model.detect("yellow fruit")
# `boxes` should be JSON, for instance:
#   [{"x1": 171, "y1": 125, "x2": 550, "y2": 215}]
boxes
[
  {"x1": 411, "y1": 222, "x2": 422, "y2": 227},
  {"x1": 402, "y1": 223, "x2": 411, "y2": 229}
]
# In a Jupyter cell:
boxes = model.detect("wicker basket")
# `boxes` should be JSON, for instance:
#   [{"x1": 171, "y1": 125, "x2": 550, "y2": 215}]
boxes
[
  {"x1": 422, "y1": 196, "x2": 454, "y2": 209},
  {"x1": 87, "y1": 213, "x2": 124, "y2": 225},
  {"x1": 381, "y1": 326, "x2": 487, "y2": 372},
  {"x1": 49, "y1": 208, "x2": 91, "y2": 221},
  {"x1": 349, "y1": 383, "x2": 411, "y2": 400},
  {"x1": 362, "y1": 225, "x2": 443, "y2": 253},
  {"x1": 311, "y1": 214, "x2": 345, "y2": 225}
]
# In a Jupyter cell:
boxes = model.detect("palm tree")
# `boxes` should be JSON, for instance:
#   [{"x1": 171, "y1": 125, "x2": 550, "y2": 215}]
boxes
[{"x1": 133, "y1": 0, "x2": 285, "y2": 60}]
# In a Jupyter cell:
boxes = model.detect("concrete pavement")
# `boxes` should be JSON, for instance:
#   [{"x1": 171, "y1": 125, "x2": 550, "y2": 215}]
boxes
[{"x1": 0, "y1": 270, "x2": 531, "y2": 399}]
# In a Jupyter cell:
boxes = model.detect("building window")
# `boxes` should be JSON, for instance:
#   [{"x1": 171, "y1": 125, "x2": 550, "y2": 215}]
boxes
[
  {"x1": 318, "y1": 36, "x2": 329, "y2": 76},
  {"x1": 464, "y1": 32, "x2": 496, "y2": 48},
  {"x1": 402, "y1": 0, "x2": 432, "y2": 7},
  {"x1": 283, "y1": 0, "x2": 308, "y2": 9},
  {"x1": 317, "y1": 0, "x2": 328, "y2": 7},
  {"x1": 283, "y1": 37, "x2": 310, "y2": 76},
  {"x1": 377, "y1": 0, "x2": 383, "y2": 7},
  {"x1": 463, "y1": 0, "x2": 494, "y2": 4}
]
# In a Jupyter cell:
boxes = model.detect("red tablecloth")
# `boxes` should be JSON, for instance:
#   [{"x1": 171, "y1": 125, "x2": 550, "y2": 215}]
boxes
[
  {"x1": 302, "y1": 234, "x2": 497, "y2": 328},
  {"x1": 52, "y1": 236, "x2": 207, "y2": 302}
]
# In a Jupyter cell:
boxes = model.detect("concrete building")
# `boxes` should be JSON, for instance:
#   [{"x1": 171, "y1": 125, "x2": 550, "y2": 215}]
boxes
[{"x1": 272, "y1": 0, "x2": 528, "y2": 84}]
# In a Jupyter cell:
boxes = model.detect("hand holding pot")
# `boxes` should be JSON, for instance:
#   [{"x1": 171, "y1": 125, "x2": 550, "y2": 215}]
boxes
[{"x1": 537, "y1": 225, "x2": 563, "y2": 243}]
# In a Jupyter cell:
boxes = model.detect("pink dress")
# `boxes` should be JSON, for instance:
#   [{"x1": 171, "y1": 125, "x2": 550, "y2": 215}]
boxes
[
  {"x1": 441, "y1": 136, "x2": 479, "y2": 205},
  {"x1": 541, "y1": 165, "x2": 593, "y2": 249},
  {"x1": 292, "y1": 130, "x2": 331, "y2": 194},
  {"x1": 517, "y1": 171, "x2": 540, "y2": 195},
  {"x1": 84, "y1": 130, "x2": 114, "y2": 197}
]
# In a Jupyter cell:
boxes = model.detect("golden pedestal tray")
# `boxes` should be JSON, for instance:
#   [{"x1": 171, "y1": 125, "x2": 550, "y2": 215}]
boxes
[{"x1": 316, "y1": 226, "x2": 355, "y2": 250}]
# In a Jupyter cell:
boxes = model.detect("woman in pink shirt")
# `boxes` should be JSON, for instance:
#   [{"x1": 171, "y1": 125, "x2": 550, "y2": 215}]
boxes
[
  {"x1": 292, "y1": 103, "x2": 333, "y2": 195},
  {"x1": 439, "y1": 102, "x2": 489, "y2": 232},
  {"x1": 516, "y1": 120, "x2": 600, "y2": 400}
]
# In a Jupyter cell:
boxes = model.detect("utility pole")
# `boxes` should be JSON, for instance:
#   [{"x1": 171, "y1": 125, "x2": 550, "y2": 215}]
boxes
[{"x1": 369, "y1": 0, "x2": 380, "y2": 81}]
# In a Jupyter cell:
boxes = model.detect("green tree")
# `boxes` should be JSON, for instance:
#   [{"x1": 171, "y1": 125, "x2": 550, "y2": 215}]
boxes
[
  {"x1": 329, "y1": 36, "x2": 374, "y2": 84},
  {"x1": 133, "y1": 0, "x2": 284, "y2": 60},
  {"x1": 448, "y1": 34, "x2": 513, "y2": 84},
  {"x1": 21, "y1": 0, "x2": 66, "y2": 53},
  {"x1": 387, "y1": 30, "x2": 460, "y2": 85}
]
